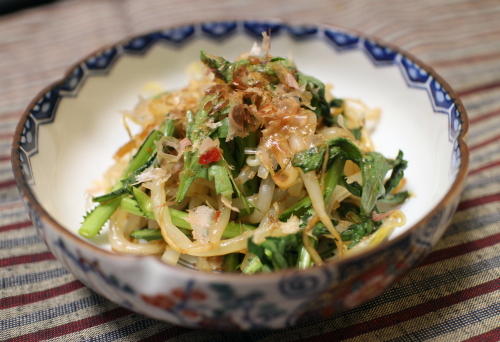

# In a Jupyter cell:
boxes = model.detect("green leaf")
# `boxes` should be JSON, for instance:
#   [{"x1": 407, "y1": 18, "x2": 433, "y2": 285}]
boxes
[
  {"x1": 247, "y1": 234, "x2": 301, "y2": 271},
  {"x1": 360, "y1": 152, "x2": 393, "y2": 216},
  {"x1": 337, "y1": 202, "x2": 361, "y2": 220},
  {"x1": 242, "y1": 177, "x2": 260, "y2": 196},
  {"x1": 187, "y1": 95, "x2": 216, "y2": 142},
  {"x1": 241, "y1": 254, "x2": 264, "y2": 274},
  {"x1": 228, "y1": 171, "x2": 254, "y2": 216},
  {"x1": 340, "y1": 220, "x2": 376, "y2": 248},
  {"x1": 79, "y1": 197, "x2": 122, "y2": 238},
  {"x1": 130, "y1": 228, "x2": 162, "y2": 241},
  {"x1": 132, "y1": 187, "x2": 155, "y2": 219},
  {"x1": 212, "y1": 117, "x2": 229, "y2": 139},
  {"x1": 120, "y1": 197, "x2": 255, "y2": 238},
  {"x1": 297, "y1": 72, "x2": 333, "y2": 126},
  {"x1": 92, "y1": 186, "x2": 131, "y2": 203},
  {"x1": 279, "y1": 197, "x2": 312, "y2": 221},
  {"x1": 160, "y1": 118, "x2": 176, "y2": 137},
  {"x1": 329, "y1": 98, "x2": 344, "y2": 108},
  {"x1": 124, "y1": 129, "x2": 163, "y2": 177},
  {"x1": 219, "y1": 132, "x2": 258, "y2": 176},
  {"x1": 208, "y1": 164, "x2": 234, "y2": 198},
  {"x1": 94, "y1": 119, "x2": 176, "y2": 204},
  {"x1": 292, "y1": 146, "x2": 326, "y2": 172},
  {"x1": 339, "y1": 176, "x2": 363, "y2": 197},
  {"x1": 222, "y1": 253, "x2": 241, "y2": 272},
  {"x1": 200, "y1": 51, "x2": 234, "y2": 83},
  {"x1": 93, "y1": 156, "x2": 156, "y2": 203},
  {"x1": 350, "y1": 127, "x2": 362, "y2": 140},
  {"x1": 120, "y1": 196, "x2": 144, "y2": 217},
  {"x1": 178, "y1": 93, "x2": 230, "y2": 202},
  {"x1": 384, "y1": 150, "x2": 408, "y2": 194},
  {"x1": 311, "y1": 222, "x2": 329, "y2": 237},
  {"x1": 377, "y1": 191, "x2": 410, "y2": 211},
  {"x1": 223, "y1": 222, "x2": 256, "y2": 238},
  {"x1": 323, "y1": 156, "x2": 346, "y2": 203},
  {"x1": 176, "y1": 151, "x2": 208, "y2": 202},
  {"x1": 200, "y1": 51, "x2": 249, "y2": 83},
  {"x1": 328, "y1": 138, "x2": 363, "y2": 165}
]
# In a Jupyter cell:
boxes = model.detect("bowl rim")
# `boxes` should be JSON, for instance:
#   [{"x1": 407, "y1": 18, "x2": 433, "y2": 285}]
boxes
[{"x1": 11, "y1": 19, "x2": 470, "y2": 281}]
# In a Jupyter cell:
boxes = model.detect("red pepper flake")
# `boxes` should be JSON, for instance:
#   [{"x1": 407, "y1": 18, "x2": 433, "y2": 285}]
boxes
[
  {"x1": 171, "y1": 288, "x2": 187, "y2": 300},
  {"x1": 199, "y1": 147, "x2": 222, "y2": 165},
  {"x1": 214, "y1": 210, "x2": 221, "y2": 221},
  {"x1": 372, "y1": 210, "x2": 393, "y2": 222},
  {"x1": 182, "y1": 309, "x2": 199, "y2": 318}
]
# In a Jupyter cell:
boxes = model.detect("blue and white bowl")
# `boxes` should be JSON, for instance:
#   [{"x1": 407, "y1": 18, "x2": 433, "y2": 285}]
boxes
[{"x1": 12, "y1": 21, "x2": 469, "y2": 329}]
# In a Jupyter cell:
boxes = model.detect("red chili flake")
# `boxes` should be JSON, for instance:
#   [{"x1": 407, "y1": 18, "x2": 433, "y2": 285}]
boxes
[
  {"x1": 141, "y1": 294, "x2": 175, "y2": 309},
  {"x1": 182, "y1": 309, "x2": 199, "y2": 318},
  {"x1": 171, "y1": 288, "x2": 187, "y2": 299},
  {"x1": 213, "y1": 210, "x2": 221, "y2": 222},
  {"x1": 198, "y1": 147, "x2": 221, "y2": 165},
  {"x1": 191, "y1": 290, "x2": 207, "y2": 301}
]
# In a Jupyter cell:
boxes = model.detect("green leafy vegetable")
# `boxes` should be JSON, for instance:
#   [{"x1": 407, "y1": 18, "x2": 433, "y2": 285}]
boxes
[
  {"x1": 279, "y1": 197, "x2": 312, "y2": 221},
  {"x1": 339, "y1": 176, "x2": 363, "y2": 197},
  {"x1": 298, "y1": 73, "x2": 333, "y2": 125},
  {"x1": 241, "y1": 254, "x2": 265, "y2": 274},
  {"x1": 384, "y1": 150, "x2": 407, "y2": 194},
  {"x1": 329, "y1": 98, "x2": 344, "y2": 108},
  {"x1": 124, "y1": 129, "x2": 163, "y2": 177},
  {"x1": 247, "y1": 234, "x2": 301, "y2": 271},
  {"x1": 323, "y1": 156, "x2": 346, "y2": 204},
  {"x1": 350, "y1": 127, "x2": 362, "y2": 140},
  {"x1": 212, "y1": 117, "x2": 229, "y2": 139},
  {"x1": 328, "y1": 138, "x2": 363, "y2": 165},
  {"x1": 340, "y1": 220, "x2": 378, "y2": 248},
  {"x1": 297, "y1": 246, "x2": 313, "y2": 269},
  {"x1": 292, "y1": 146, "x2": 326, "y2": 172},
  {"x1": 177, "y1": 94, "x2": 232, "y2": 202},
  {"x1": 120, "y1": 196, "x2": 144, "y2": 217},
  {"x1": 78, "y1": 197, "x2": 122, "y2": 238},
  {"x1": 377, "y1": 191, "x2": 410, "y2": 209},
  {"x1": 130, "y1": 228, "x2": 162, "y2": 241},
  {"x1": 360, "y1": 152, "x2": 393, "y2": 216},
  {"x1": 338, "y1": 202, "x2": 361, "y2": 220},
  {"x1": 80, "y1": 120, "x2": 176, "y2": 237},
  {"x1": 92, "y1": 153, "x2": 155, "y2": 203},
  {"x1": 227, "y1": 168, "x2": 254, "y2": 216},
  {"x1": 208, "y1": 163, "x2": 234, "y2": 198},
  {"x1": 200, "y1": 51, "x2": 249, "y2": 83},
  {"x1": 119, "y1": 196, "x2": 256, "y2": 239},
  {"x1": 222, "y1": 253, "x2": 241, "y2": 272},
  {"x1": 132, "y1": 187, "x2": 155, "y2": 219},
  {"x1": 160, "y1": 118, "x2": 176, "y2": 137},
  {"x1": 219, "y1": 132, "x2": 258, "y2": 176}
]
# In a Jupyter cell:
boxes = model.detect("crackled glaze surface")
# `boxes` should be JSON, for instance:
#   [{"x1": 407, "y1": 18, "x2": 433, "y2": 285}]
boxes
[{"x1": 14, "y1": 21, "x2": 467, "y2": 329}]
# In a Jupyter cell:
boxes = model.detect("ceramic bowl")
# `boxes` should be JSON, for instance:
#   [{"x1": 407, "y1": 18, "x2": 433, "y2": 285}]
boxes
[{"x1": 12, "y1": 21, "x2": 469, "y2": 329}]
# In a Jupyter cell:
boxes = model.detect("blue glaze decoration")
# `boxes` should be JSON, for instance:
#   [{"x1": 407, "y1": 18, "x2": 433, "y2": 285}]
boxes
[
  {"x1": 324, "y1": 29, "x2": 359, "y2": 49},
  {"x1": 363, "y1": 40, "x2": 397, "y2": 63},
  {"x1": 159, "y1": 25, "x2": 195, "y2": 43},
  {"x1": 85, "y1": 48, "x2": 118, "y2": 70},
  {"x1": 202, "y1": 22, "x2": 237, "y2": 38},
  {"x1": 244, "y1": 21, "x2": 282, "y2": 37}
]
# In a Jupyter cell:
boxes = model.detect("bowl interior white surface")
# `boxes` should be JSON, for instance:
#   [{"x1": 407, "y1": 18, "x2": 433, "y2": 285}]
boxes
[{"x1": 29, "y1": 33, "x2": 456, "y2": 248}]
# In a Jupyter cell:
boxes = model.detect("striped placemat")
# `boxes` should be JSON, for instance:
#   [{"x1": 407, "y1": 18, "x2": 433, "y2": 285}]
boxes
[{"x1": 1, "y1": 1, "x2": 499, "y2": 341}]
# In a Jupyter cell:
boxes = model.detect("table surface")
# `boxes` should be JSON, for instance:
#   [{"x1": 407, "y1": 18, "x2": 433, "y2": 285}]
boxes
[{"x1": 1, "y1": 1, "x2": 499, "y2": 341}]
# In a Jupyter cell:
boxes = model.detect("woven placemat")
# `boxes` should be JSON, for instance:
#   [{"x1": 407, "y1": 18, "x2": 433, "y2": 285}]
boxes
[{"x1": 1, "y1": 1, "x2": 499, "y2": 341}]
